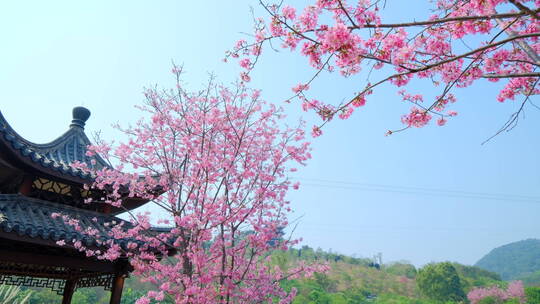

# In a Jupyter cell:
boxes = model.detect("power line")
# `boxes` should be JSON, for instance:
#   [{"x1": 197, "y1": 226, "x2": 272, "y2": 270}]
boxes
[
  {"x1": 295, "y1": 178, "x2": 540, "y2": 203},
  {"x1": 300, "y1": 178, "x2": 540, "y2": 200},
  {"x1": 297, "y1": 222, "x2": 529, "y2": 232}
]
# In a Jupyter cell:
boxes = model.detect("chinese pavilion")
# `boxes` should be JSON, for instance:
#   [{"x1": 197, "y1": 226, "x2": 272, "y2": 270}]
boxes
[{"x1": 0, "y1": 107, "x2": 153, "y2": 304}]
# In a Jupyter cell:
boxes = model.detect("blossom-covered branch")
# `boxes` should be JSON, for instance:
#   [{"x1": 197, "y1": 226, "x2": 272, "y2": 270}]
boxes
[{"x1": 231, "y1": 0, "x2": 539, "y2": 136}]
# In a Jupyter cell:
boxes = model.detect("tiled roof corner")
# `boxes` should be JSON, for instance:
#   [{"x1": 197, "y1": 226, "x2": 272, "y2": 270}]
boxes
[{"x1": 0, "y1": 109, "x2": 110, "y2": 181}]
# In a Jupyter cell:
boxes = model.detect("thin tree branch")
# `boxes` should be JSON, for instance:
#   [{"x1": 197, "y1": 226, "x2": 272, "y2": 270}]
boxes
[
  {"x1": 507, "y1": 0, "x2": 540, "y2": 20},
  {"x1": 354, "y1": 10, "x2": 535, "y2": 29},
  {"x1": 482, "y1": 78, "x2": 540, "y2": 145},
  {"x1": 483, "y1": 72, "x2": 540, "y2": 78}
]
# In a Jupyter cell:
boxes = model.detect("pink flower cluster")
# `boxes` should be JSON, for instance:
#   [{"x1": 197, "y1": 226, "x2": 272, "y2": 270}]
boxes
[
  {"x1": 401, "y1": 107, "x2": 432, "y2": 128},
  {"x1": 468, "y1": 281, "x2": 526, "y2": 304}
]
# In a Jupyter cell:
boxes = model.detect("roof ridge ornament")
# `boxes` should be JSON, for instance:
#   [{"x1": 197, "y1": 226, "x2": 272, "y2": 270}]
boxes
[{"x1": 69, "y1": 106, "x2": 91, "y2": 129}]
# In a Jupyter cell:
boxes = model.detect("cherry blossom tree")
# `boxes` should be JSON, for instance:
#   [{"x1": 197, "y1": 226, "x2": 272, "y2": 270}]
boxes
[
  {"x1": 467, "y1": 280, "x2": 526, "y2": 304},
  {"x1": 60, "y1": 67, "x2": 326, "y2": 304},
  {"x1": 230, "y1": 0, "x2": 539, "y2": 138}
]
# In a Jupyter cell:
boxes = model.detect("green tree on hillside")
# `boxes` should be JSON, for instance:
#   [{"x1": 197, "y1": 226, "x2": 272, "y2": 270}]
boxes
[
  {"x1": 385, "y1": 262, "x2": 417, "y2": 279},
  {"x1": 525, "y1": 287, "x2": 540, "y2": 304},
  {"x1": 416, "y1": 262, "x2": 466, "y2": 302},
  {"x1": 451, "y1": 263, "x2": 501, "y2": 291}
]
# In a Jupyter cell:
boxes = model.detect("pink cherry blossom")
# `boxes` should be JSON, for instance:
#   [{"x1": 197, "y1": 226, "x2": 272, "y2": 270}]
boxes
[
  {"x1": 312, "y1": 125, "x2": 323, "y2": 137},
  {"x1": 437, "y1": 117, "x2": 447, "y2": 126},
  {"x1": 240, "y1": 72, "x2": 251, "y2": 82},
  {"x1": 468, "y1": 281, "x2": 526, "y2": 304},
  {"x1": 282, "y1": 5, "x2": 296, "y2": 20},
  {"x1": 401, "y1": 107, "x2": 432, "y2": 128},
  {"x1": 231, "y1": 0, "x2": 540, "y2": 136},
  {"x1": 239, "y1": 58, "x2": 251, "y2": 69}
]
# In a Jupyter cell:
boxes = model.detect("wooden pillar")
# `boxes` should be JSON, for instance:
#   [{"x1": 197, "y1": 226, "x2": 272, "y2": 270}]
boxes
[
  {"x1": 109, "y1": 274, "x2": 125, "y2": 304},
  {"x1": 62, "y1": 279, "x2": 77, "y2": 304},
  {"x1": 18, "y1": 175, "x2": 33, "y2": 196},
  {"x1": 102, "y1": 204, "x2": 112, "y2": 214}
]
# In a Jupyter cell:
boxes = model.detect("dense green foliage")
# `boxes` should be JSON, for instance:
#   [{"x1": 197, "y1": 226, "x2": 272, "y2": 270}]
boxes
[
  {"x1": 290, "y1": 246, "x2": 374, "y2": 266},
  {"x1": 384, "y1": 262, "x2": 417, "y2": 279},
  {"x1": 475, "y1": 239, "x2": 540, "y2": 281},
  {"x1": 475, "y1": 297, "x2": 517, "y2": 304},
  {"x1": 416, "y1": 262, "x2": 466, "y2": 302},
  {"x1": 451, "y1": 263, "x2": 501, "y2": 291},
  {"x1": 525, "y1": 287, "x2": 540, "y2": 304},
  {"x1": 372, "y1": 294, "x2": 448, "y2": 304}
]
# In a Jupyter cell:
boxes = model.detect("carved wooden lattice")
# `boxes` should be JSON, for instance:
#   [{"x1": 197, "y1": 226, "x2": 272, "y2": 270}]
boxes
[
  {"x1": 78, "y1": 275, "x2": 114, "y2": 290},
  {"x1": 0, "y1": 275, "x2": 66, "y2": 294},
  {"x1": 33, "y1": 178, "x2": 71, "y2": 195},
  {"x1": 29, "y1": 177, "x2": 95, "y2": 209},
  {"x1": 30, "y1": 178, "x2": 75, "y2": 205},
  {"x1": 0, "y1": 275, "x2": 115, "y2": 295},
  {"x1": 0, "y1": 261, "x2": 114, "y2": 294}
]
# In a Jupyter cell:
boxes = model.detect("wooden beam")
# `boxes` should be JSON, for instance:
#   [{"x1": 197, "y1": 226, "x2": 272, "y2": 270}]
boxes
[
  {"x1": 0, "y1": 248, "x2": 116, "y2": 273},
  {"x1": 18, "y1": 175, "x2": 33, "y2": 195},
  {"x1": 62, "y1": 279, "x2": 77, "y2": 304},
  {"x1": 109, "y1": 274, "x2": 125, "y2": 304}
]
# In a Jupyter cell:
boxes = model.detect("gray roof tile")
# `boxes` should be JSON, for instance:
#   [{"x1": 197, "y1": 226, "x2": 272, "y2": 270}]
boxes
[{"x1": 0, "y1": 194, "x2": 130, "y2": 248}]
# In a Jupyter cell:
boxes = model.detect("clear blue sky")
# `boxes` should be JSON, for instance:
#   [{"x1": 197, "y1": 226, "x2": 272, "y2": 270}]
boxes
[{"x1": 1, "y1": 1, "x2": 539, "y2": 267}]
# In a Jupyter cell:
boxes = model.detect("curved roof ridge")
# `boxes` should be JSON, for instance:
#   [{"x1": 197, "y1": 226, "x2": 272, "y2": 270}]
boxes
[
  {"x1": 0, "y1": 111, "x2": 81, "y2": 147},
  {"x1": 0, "y1": 108, "x2": 110, "y2": 181}
]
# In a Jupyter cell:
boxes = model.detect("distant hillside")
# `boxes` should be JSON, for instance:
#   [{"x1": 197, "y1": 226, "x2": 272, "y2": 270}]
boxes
[
  {"x1": 475, "y1": 239, "x2": 540, "y2": 280},
  {"x1": 281, "y1": 247, "x2": 502, "y2": 303}
]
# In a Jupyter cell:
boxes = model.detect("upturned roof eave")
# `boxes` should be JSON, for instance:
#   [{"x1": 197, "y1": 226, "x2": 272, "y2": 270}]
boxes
[
  {"x1": 0, "y1": 110, "x2": 105, "y2": 183},
  {"x1": 0, "y1": 107, "x2": 158, "y2": 214}
]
